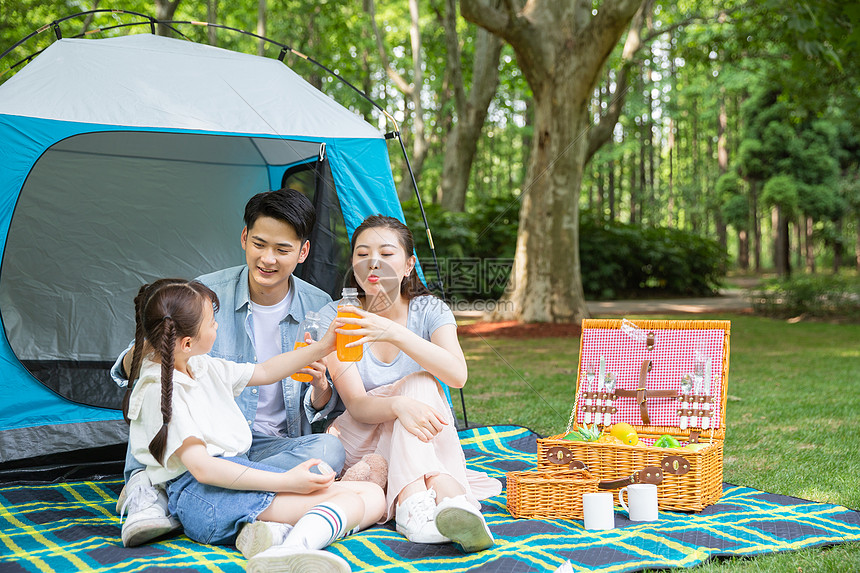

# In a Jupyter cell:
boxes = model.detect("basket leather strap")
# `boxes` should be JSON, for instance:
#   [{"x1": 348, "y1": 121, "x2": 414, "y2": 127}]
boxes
[
  {"x1": 613, "y1": 359, "x2": 676, "y2": 424},
  {"x1": 598, "y1": 465, "x2": 663, "y2": 490}
]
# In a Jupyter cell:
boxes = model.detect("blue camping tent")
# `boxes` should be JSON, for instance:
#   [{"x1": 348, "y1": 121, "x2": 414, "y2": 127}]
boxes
[{"x1": 0, "y1": 34, "x2": 408, "y2": 472}]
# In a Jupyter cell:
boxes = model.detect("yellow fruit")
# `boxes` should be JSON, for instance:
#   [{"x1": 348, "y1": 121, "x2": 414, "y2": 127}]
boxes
[
  {"x1": 680, "y1": 443, "x2": 710, "y2": 452},
  {"x1": 597, "y1": 434, "x2": 622, "y2": 444},
  {"x1": 609, "y1": 422, "x2": 639, "y2": 445}
]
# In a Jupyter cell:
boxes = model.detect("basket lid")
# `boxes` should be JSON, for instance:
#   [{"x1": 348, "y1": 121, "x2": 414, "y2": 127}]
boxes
[{"x1": 575, "y1": 318, "x2": 730, "y2": 435}]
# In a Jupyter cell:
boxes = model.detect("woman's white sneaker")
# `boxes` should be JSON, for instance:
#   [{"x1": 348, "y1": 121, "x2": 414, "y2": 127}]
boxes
[
  {"x1": 395, "y1": 489, "x2": 449, "y2": 544},
  {"x1": 434, "y1": 495, "x2": 494, "y2": 553}
]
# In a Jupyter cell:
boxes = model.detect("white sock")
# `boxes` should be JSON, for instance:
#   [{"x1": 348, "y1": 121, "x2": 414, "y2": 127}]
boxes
[{"x1": 283, "y1": 502, "x2": 350, "y2": 550}]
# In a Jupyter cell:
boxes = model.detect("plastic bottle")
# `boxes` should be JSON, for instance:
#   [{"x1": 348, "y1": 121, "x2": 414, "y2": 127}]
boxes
[
  {"x1": 336, "y1": 287, "x2": 363, "y2": 362},
  {"x1": 291, "y1": 311, "x2": 323, "y2": 382}
]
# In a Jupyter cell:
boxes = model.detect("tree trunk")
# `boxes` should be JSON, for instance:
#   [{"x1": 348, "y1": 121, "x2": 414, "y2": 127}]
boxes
[
  {"x1": 505, "y1": 89, "x2": 590, "y2": 322},
  {"x1": 207, "y1": 0, "x2": 218, "y2": 46},
  {"x1": 773, "y1": 206, "x2": 791, "y2": 277},
  {"x1": 80, "y1": 0, "x2": 101, "y2": 34},
  {"x1": 716, "y1": 91, "x2": 728, "y2": 253},
  {"x1": 751, "y1": 181, "x2": 761, "y2": 271},
  {"x1": 438, "y1": 0, "x2": 503, "y2": 211},
  {"x1": 804, "y1": 215, "x2": 815, "y2": 273},
  {"x1": 629, "y1": 149, "x2": 637, "y2": 224},
  {"x1": 607, "y1": 159, "x2": 616, "y2": 221},
  {"x1": 833, "y1": 218, "x2": 843, "y2": 273},
  {"x1": 855, "y1": 218, "x2": 860, "y2": 272},
  {"x1": 155, "y1": 0, "x2": 181, "y2": 37},
  {"x1": 667, "y1": 117, "x2": 675, "y2": 227},
  {"x1": 257, "y1": 0, "x2": 267, "y2": 56},
  {"x1": 738, "y1": 229, "x2": 749, "y2": 269}
]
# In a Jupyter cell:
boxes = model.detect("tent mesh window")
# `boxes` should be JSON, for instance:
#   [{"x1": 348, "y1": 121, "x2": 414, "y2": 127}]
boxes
[{"x1": 0, "y1": 130, "x2": 350, "y2": 410}]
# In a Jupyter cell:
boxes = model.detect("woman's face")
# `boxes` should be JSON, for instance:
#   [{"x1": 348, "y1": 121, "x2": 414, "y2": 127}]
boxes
[{"x1": 351, "y1": 227, "x2": 414, "y2": 308}]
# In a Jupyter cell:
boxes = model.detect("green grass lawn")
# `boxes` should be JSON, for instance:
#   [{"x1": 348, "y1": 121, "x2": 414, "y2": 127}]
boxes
[{"x1": 455, "y1": 313, "x2": 860, "y2": 572}]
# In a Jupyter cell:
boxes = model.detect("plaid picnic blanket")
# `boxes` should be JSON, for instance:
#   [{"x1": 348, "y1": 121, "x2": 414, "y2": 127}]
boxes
[{"x1": 1, "y1": 425, "x2": 859, "y2": 572}]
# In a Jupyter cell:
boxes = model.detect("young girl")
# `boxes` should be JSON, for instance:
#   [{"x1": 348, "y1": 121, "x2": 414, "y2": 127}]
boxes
[
  {"x1": 319, "y1": 216, "x2": 502, "y2": 552},
  {"x1": 123, "y1": 278, "x2": 384, "y2": 572}
]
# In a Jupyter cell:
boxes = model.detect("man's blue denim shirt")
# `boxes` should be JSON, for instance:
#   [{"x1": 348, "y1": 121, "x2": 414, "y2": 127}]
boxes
[{"x1": 111, "y1": 265, "x2": 338, "y2": 437}]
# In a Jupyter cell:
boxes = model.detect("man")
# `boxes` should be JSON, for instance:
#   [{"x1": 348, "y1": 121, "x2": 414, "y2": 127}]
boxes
[{"x1": 112, "y1": 188, "x2": 345, "y2": 547}]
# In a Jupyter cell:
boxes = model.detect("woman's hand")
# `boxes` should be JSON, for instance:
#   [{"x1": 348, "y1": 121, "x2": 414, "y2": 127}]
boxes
[
  {"x1": 392, "y1": 397, "x2": 448, "y2": 442},
  {"x1": 278, "y1": 459, "x2": 335, "y2": 493},
  {"x1": 336, "y1": 305, "x2": 402, "y2": 347}
]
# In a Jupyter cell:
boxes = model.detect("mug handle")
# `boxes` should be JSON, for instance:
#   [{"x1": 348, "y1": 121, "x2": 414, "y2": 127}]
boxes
[{"x1": 618, "y1": 486, "x2": 629, "y2": 512}]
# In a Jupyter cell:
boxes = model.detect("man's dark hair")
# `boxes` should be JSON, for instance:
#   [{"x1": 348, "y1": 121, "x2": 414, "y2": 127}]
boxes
[{"x1": 243, "y1": 188, "x2": 316, "y2": 241}]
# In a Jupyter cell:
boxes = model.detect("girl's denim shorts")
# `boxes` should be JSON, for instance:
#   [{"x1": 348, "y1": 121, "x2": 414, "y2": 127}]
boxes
[{"x1": 166, "y1": 456, "x2": 277, "y2": 545}]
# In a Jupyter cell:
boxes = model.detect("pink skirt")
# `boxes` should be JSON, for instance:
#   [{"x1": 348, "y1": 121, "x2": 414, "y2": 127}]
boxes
[{"x1": 327, "y1": 371, "x2": 502, "y2": 522}]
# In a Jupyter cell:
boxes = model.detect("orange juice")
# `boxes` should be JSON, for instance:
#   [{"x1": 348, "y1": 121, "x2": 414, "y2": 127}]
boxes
[
  {"x1": 336, "y1": 308, "x2": 363, "y2": 361},
  {"x1": 291, "y1": 341, "x2": 313, "y2": 382}
]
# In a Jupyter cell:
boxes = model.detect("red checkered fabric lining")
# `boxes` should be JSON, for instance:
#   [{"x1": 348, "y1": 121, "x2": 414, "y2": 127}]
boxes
[{"x1": 578, "y1": 328, "x2": 726, "y2": 429}]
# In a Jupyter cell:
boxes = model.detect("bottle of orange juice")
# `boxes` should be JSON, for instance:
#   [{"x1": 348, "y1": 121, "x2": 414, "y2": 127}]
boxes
[
  {"x1": 336, "y1": 288, "x2": 363, "y2": 362},
  {"x1": 291, "y1": 311, "x2": 322, "y2": 382}
]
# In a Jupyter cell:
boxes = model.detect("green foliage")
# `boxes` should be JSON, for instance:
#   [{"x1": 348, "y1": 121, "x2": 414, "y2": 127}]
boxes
[
  {"x1": 403, "y1": 192, "x2": 520, "y2": 301},
  {"x1": 761, "y1": 174, "x2": 799, "y2": 217},
  {"x1": 750, "y1": 274, "x2": 860, "y2": 320},
  {"x1": 579, "y1": 212, "x2": 726, "y2": 300},
  {"x1": 717, "y1": 172, "x2": 749, "y2": 230}
]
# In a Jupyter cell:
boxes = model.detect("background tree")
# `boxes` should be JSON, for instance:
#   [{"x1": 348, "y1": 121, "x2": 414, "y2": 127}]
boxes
[{"x1": 461, "y1": 0, "x2": 643, "y2": 323}]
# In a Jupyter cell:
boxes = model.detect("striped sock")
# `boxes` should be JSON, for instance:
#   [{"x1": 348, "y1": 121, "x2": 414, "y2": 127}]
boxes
[{"x1": 283, "y1": 502, "x2": 349, "y2": 550}]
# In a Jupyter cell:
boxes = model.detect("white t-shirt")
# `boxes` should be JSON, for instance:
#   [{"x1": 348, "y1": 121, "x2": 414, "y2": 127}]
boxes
[
  {"x1": 127, "y1": 354, "x2": 255, "y2": 485},
  {"x1": 249, "y1": 289, "x2": 293, "y2": 436}
]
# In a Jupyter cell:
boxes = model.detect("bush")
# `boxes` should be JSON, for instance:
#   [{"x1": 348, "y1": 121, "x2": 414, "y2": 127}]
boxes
[
  {"x1": 750, "y1": 274, "x2": 860, "y2": 320},
  {"x1": 579, "y1": 212, "x2": 726, "y2": 299},
  {"x1": 403, "y1": 201, "x2": 727, "y2": 301}
]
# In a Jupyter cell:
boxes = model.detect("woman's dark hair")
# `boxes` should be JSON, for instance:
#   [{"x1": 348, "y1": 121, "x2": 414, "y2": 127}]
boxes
[
  {"x1": 243, "y1": 188, "x2": 316, "y2": 241},
  {"x1": 122, "y1": 279, "x2": 219, "y2": 465},
  {"x1": 348, "y1": 214, "x2": 431, "y2": 301}
]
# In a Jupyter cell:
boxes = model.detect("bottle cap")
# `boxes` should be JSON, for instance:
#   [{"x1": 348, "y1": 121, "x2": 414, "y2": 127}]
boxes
[
  {"x1": 305, "y1": 310, "x2": 321, "y2": 321},
  {"x1": 342, "y1": 287, "x2": 358, "y2": 296}
]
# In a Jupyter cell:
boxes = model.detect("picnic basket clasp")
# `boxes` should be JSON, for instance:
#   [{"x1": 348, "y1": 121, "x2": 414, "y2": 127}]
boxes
[{"x1": 598, "y1": 465, "x2": 663, "y2": 490}]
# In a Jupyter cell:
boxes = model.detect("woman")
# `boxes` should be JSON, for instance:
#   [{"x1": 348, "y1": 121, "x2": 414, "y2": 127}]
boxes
[{"x1": 319, "y1": 215, "x2": 501, "y2": 553}]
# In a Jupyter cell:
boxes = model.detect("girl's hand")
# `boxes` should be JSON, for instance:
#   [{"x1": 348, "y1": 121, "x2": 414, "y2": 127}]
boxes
[
  {"x1": 392, "y1": 397, "x2": 448, "y2": 442},
  {"x1": 336, "y1": 305, "x2": 401, "y2": 347},
  {"x1": 317, "y1": 318, "x2": 341, "y2": 355},
  {"x1": 278, "y1": 459, "x2": 335, "y2": 493}
]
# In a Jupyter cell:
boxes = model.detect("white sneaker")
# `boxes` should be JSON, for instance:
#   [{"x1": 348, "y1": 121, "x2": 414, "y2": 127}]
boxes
[
  {"x1": 236, "y1": 520, "x2": 294, "y2": 559},
  {"x1": 245, "y1": 543, "x2": 351, "y2": 573},
  {"x1": 395, "y1": 489, "x2": 450, "y2": 544},
  {"x1": 118, "y1": 471, "x2": 181, "y2": 547},
  {"x1": 434, "y1": 494, "x2": 494, "y2": 553}
]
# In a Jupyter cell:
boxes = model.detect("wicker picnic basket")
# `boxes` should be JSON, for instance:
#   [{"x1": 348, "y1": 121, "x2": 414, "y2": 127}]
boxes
[
  {"x1": 537, "y1": 319, "x2": 731, "y2": 512},
  {"x1": 506, "y1": 468, "x2": 599, "y2": 519}
]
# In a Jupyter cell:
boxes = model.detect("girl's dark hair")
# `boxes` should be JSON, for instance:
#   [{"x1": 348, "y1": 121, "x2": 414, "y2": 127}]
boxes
[
  {"x1": 348, "y1": 214, "x2": 431, "y2": 301},
  {"x1": 121, "y1": 279, "x2": 219, "y2": 465}
]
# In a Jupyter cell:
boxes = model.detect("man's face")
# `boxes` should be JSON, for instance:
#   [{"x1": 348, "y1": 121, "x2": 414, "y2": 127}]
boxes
[{"x1": 240, "y1": 216, "x2": 309, "y2": 304}]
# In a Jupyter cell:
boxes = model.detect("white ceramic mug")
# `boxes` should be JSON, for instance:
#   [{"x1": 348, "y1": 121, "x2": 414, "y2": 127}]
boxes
[
  {"x1": 618, "y1": 483, "x2": 658, "y2": 522},
  {"x1": 582, "y1": 491, "x2": 615, "y2": 530}
]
